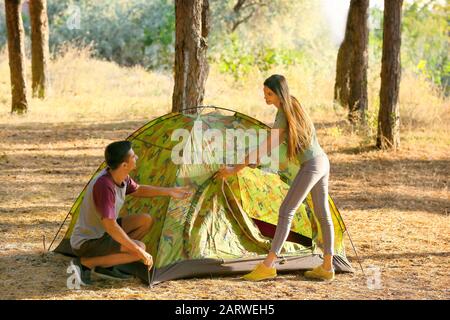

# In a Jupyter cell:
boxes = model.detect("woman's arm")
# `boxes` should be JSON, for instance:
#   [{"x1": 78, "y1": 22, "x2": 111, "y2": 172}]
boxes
[
  {"x1": 237, "y1": 127, "x2": 286, "y2": 169},
  {"x1": 216, "y1": 127, "x2": 286, "y2": 178}
]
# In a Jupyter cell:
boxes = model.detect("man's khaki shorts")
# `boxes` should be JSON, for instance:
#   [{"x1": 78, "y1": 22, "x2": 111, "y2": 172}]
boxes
[{"x1": 72, "y1": 218, "x2": 123, "y2": 257}]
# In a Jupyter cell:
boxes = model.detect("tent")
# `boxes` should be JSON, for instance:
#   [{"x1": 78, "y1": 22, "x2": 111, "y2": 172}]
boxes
[{"x1": 53, "y1": 106, "x2": 354, "y2": 285}]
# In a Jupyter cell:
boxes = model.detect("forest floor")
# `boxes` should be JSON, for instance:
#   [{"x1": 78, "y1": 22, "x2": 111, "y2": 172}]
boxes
[{"x1": 0, "y1": 112, "x2": 448, "y2": 300}]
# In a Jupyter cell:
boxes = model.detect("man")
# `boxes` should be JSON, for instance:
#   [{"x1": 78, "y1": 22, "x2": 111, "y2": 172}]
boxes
[{"x1": 70, "y1": 140, "x2": 192, "y2": 285}]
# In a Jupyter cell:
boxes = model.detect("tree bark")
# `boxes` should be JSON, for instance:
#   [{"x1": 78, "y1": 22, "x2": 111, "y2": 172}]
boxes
[
  {"x1": 29, "y1": 0, "x2": 50, "y2": 99},
  {"x1": 377, "y1": 0, "x2": 403, "y2": 149},
  {"x1": 334, "y1": 35, "x2": 351, "y2": 108},
  {"x1": 348, "y1": 0, "x2": 369, "y2": 125},
  {"x1": 334, "y1": 0, "x2": 369, "y2": 127},
  {"x1": 5, "y1": 0, "x2": 28, "y2": 114},
  {"x1": 334, "y1": 2, "x2": 355, "y2": 109},
  {"x1": 172, "y1": 0, "x2": 210, "y2": 114}
]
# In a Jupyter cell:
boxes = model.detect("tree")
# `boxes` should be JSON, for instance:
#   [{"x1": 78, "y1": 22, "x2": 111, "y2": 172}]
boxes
[
  {"x1": 172, "y1": 0, "x2": 210, "y2": 114},
  {"x1": 29, "y1": 0, "x2": 50, "y2": 99},
  {"x1": 334, "y1": 2, "x2": 355, "y2": 109},
  {"x1": 209, "y1": 0, "x2": 281, "y2": 34},
  {"x1": 334, "y1": 0, "x2": 369, "y2": 125},
  {"x1": 348, "y1": 0, "x2": 369, "y2": 125},
  {"x1": 5, "y1": 0, "x2": 28, "y2": 114},
  {"x1": 228, "y1": 0, "x2": 269, "y2": 33},
  {"x1": 377, "y1": 0, "x2": 403, "y2": 149}
]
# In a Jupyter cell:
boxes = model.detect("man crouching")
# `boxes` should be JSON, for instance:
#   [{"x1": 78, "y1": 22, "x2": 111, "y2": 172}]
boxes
[{"x1": 69, "y1": 140, "x2": 192, "y2": 285}]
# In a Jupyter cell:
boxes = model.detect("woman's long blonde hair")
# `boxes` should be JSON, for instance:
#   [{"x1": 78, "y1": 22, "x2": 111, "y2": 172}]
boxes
[{"x1": 264, "y1": 74, "x2": 313, "y2": 160}]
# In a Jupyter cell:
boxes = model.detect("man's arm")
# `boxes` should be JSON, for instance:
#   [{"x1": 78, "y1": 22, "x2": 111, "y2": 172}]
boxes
[
  {"x1": 130, "y1": 185, "x2": 193, "y2": 199},
  {"x1": 100, "y1": 218, "x2": 151, "y2": 262},
  {"x1": 130, "y1": 185, "x2": 172, "y2": 198}
]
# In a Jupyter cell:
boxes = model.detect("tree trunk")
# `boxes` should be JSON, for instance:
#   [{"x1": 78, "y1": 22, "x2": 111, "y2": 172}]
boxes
[
  {"x1": 334, "y1": 36, "x2": 351, "y2": 108},
  {"x1": 29, "y1": 0, "x2": 50, "y2": 99},
  {"x1": 348, "y1": 0, "x2": 369, "y2": 125},
  {"x1": 5, "y1": 0, "x2": 28, "y2": 114},
  {"x1": 172, "y1": 0, "x2": 210, "y2": 114},
  {"x1": 377, "y1": 0, "x2": 403, "y2": 149},
  {"x1": 334, "y1": 2, "x2": 356, "y2": 109}
]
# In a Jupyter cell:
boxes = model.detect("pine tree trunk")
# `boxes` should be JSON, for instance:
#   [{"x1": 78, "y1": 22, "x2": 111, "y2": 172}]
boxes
[
  {"x1": 172, "y1": 0, "x2": 210, "y2": 115},
  {"x1": 29, "y1": 0, "x2": 49, "y2": 99},
  {"x1": 377, "y1": 0, "x2": 403, "y2": 149},
  {"x1": 348, "y1": 0, "x2": 369, "y2": 125},
  {"x1": 334, "y1": 2, "x2": 356, "y2": 108},
  {"x1": 334, "y1": 36, "x2": 351, "y2": 108},
  {"x1": 5, "y1": 0, "x2": 28, "y2": 114}
]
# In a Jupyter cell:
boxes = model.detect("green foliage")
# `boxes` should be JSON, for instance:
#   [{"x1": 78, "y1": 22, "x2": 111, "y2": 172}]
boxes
[
  {"x1": 45, "y1": 0, "x2": 175, "y2": 69},
  {"x1": 210, "y1": 1, "x2": 327, "y2": 81},
  {"x1": 214, "y1": 34, "x2": 255, "y2": 81},
  {"x1": 0, "y1": 7, "x2": 4, "y2": 46},
  {"x1": 209, "y1": 0, "x2": 284, "y2": 35},
  {"x1": 0, "y1": 0, "x2": 447, "y2": 90},
  {"x1": 402, "y1": 2, "x2": 449, "y2": 88},
  {"x1": 213, "y1": 34, "x2": 308, "y2": 81},
  {"x1": 368, "y1": 6, "x2": 384, "y2": 64},
  {"x1": 369, "y1": 2, "x2": 449, "y2": 90}
]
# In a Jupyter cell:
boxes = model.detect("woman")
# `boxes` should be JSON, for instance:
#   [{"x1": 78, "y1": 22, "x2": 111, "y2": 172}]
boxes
[{"x1": 216, "y1": 74, "x2": 335, "y2": 281}]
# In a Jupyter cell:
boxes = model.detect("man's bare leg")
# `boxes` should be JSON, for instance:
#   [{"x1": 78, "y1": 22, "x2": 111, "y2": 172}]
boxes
[
  {"x1": 121, "y1": 214, "x2": 153, "y2": 240},
  {"x1": 80, "y1": 240, "x2": 149, "y2": 269}
]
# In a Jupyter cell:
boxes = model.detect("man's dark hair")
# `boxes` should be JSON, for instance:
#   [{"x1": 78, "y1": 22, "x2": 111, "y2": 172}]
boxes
[{"x1": 104, "y1": 141, "x2": 132, "y2": 170}]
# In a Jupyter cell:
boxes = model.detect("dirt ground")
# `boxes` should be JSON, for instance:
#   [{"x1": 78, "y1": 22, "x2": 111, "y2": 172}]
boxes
[{"x1": 0, "y1": 117, "x2": 449, "y2": 300}]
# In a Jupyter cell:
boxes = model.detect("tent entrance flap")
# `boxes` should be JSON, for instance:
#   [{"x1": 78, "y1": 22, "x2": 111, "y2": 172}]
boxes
[{"x1": 252, "y1": 219, "x2": 312, "y2": 248}]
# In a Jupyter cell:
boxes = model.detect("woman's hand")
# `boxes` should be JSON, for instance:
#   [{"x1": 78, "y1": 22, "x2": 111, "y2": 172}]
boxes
[
  {"x1": 215, "y1": 165, "x2": 243, "y2": 179},
  {"x1": 169, "y1": 186, "x2": 194, "y2": 199}
]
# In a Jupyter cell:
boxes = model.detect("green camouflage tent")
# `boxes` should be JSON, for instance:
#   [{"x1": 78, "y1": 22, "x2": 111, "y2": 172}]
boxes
[{"x1": 54, "y1": 107, "x2": 353, "y2": 284}]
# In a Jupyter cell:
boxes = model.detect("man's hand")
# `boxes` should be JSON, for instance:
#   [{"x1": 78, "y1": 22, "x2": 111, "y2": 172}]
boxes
[
  {"x1": 169, "y1": 186, "x2": 194, "y2": 199},
  {"x1": 101, "y1": 218, "x2": 154, "y2": 268},
  {"x1": 138, "y1": 249, "x2": 153, "y2": 268},
  {"x1": 215, "y1": 165, "x2": 243, "y2": 179}
]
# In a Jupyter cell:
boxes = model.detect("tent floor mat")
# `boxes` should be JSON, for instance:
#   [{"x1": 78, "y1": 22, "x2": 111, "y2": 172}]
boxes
[{"x1": 55, "y1": 239, "x2": 353, "y2": 285}]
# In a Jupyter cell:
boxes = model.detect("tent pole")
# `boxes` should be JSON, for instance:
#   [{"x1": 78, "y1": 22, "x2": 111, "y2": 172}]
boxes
[
  {"x1": 328, "y1": 197, "x2": 365, "y2": 275},
  {"x1": 149, "y1": 266, "x2": 155, "y2": 288},
  {"x1": 48, "y1": 210, "x2": 71, "y2": 252},
  {"x1": 344, "y1": 227, "x2": 365, "y2": 276}
]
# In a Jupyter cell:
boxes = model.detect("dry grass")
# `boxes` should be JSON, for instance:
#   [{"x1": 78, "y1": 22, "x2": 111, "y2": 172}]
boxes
[
  {"x1": 0, "y1": 48, "x2": 449, "y2": 300},
  {"x1": 0, "y1": 47, "x2": 173, "y2": 122}
]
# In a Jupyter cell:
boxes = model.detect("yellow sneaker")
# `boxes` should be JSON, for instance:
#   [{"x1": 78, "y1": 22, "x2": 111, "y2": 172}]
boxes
[
  {"x1": 304, "y1": 266, "x2": 335, "y2": 281},
  {"x1": 242, "y1": 263, "x2": 277, "y2": 281}
]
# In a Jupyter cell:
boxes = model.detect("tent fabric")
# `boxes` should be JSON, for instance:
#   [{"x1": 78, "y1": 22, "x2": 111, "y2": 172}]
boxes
[{"x1": 55, "y1": 108, "x2": 353, "y2": 284}]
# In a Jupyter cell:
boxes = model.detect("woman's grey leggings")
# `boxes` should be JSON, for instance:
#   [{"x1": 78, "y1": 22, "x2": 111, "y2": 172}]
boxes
[{"x1": 271, "y1": 154, "x2": 334, "y2": 256}]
